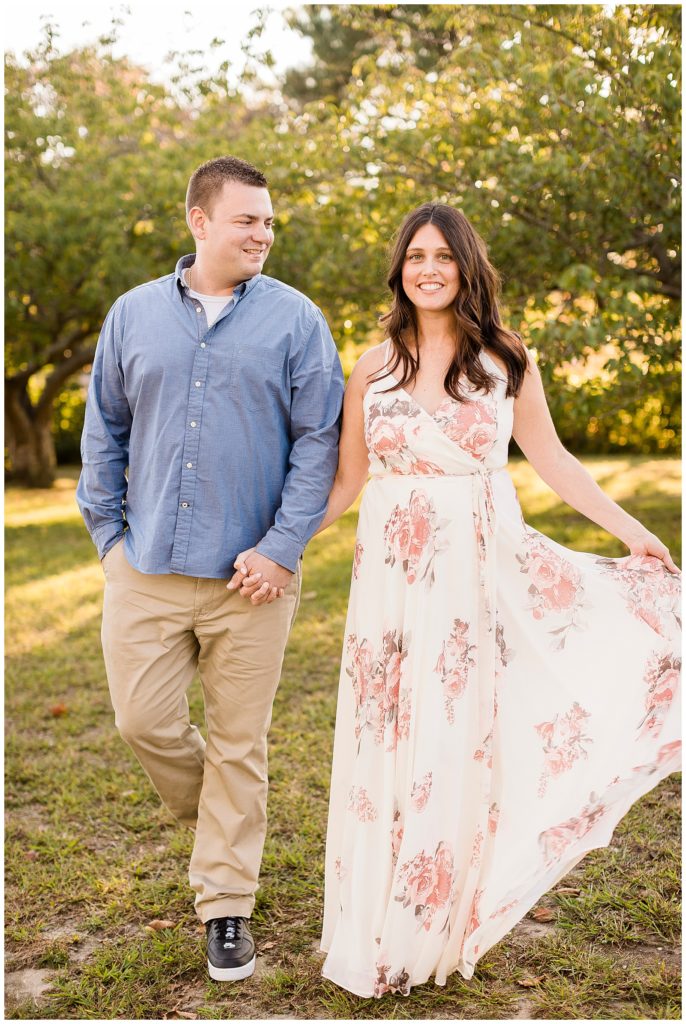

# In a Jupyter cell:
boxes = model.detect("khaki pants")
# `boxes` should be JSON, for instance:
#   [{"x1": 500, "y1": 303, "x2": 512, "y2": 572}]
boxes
[{"x1": 100, "y1": 538, "x2": 301, "y2": 922}]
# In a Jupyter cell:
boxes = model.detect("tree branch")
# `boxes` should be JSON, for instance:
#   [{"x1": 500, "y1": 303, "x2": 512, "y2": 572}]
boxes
[{"x1": 35, "y1": 345, "x2": 96, "y2": 419}]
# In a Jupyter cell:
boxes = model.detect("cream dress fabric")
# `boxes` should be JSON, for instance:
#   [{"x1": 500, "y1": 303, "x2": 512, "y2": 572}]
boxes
[{"x1": 320, "y1": 347, "x2": 681, "y2": 998}]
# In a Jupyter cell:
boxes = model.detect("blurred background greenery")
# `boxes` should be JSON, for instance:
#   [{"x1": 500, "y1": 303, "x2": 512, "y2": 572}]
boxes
[{"x1": 5, "y1": 4, "x2": 681, "y2": 486}]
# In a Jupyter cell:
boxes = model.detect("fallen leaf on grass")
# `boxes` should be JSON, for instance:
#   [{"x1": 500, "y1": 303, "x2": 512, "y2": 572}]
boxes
[
  {"x1": 530, "y1": 907, "x2": 556, "y2": 922},
  {"x1": 554, "y1": 886, "x2": 581, "y2": 896},
  {"x1": 302, "y1": 591, "x2": 318, "y2": 600},
  {"x1": 165, "y1": 1012, "x2": 198, "y2": 1020},
  {"x1": 260, "y1": 941, "x2": 276, "y2": 951},
  {"x1": 145, "y1": 919, "x2": 176, "y2": 931},
  {"x1": 25, "y1": 850, "x2": 39, "y2": 861},
  {"x1": 517, "y1": 975, "x2": 544, "y2": 988},
  {"x1": 49, "y1": 703, "x2": 68, "y2": 717}
]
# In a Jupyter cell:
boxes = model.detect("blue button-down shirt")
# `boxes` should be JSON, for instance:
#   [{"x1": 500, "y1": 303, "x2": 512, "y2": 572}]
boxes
[{"x1": 76, "y1": 255, "x2": 344, "y2": 577}]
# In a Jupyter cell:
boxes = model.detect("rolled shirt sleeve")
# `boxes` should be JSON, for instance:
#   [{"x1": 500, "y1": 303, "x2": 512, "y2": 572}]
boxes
[
  {"x1": 255, "y1": 310, "x2": 344, "y2": 572},
  {"x1": 75, "y1": 300, "x2": 132, "y2": 560}
]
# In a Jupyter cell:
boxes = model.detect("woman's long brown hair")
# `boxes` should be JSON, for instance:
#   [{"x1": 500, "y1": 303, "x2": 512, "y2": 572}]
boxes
[{"x1": 371, "y1": 203, "x2": 528, "y2": 399}]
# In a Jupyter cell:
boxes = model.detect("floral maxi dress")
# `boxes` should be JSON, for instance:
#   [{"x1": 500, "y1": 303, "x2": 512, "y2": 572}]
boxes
[{"x1": 320, "y1": 349, "x2": 681, "y2": 998}]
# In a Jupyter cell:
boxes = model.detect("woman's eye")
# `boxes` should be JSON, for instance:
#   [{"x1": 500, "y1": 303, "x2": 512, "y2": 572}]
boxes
[
  {"x1": 407, "y1": 254, "x2": 422, "y2": 261},
  {"x1": 439, "y1": 253, "x2": 452, "y2": 260}
]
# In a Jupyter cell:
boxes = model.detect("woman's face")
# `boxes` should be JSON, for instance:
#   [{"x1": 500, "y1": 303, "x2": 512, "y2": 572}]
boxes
[{"x1": 401, "y1": 222, "x2": 460, "y2": 312}]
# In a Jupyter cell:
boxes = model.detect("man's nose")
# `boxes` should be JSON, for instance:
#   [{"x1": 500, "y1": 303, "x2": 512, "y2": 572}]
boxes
[{"x1": 252, "y1": 224, "x2": 272, "y2": 243}]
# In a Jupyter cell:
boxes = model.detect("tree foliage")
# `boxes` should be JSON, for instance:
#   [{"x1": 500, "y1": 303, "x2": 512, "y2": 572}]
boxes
[
  {"x1": 5, "y1": 28, "x2": 244, "y2": 484},
  {"x1": 277, "y1": 4, "x2": 680, "y2": 452},
  {"x1": 5, "y1": 5, "x2": 681, "y2": 484}
]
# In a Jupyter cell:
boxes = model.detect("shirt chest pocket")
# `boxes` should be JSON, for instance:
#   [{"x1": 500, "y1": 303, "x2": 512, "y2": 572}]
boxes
[{"x1": 228, "y1": 345, "x2": 288, "y2": 410}]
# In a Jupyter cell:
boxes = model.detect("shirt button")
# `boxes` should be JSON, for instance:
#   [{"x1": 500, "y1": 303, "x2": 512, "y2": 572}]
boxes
[
  {"x1": 200, "y1": 342, "x2": 206, "y2": 348},
  {"x1": 195, "y1": 380, "x2": 202, "y2": 387},
  {"x1": 196, "y1": 306, "x2": 202, "y2": 313},
  {"x1": 181, "y1": 502, "x2": 189, "y2": 509},
  {"x1": 190, "y1": 421, "x2": 197, "y2": 427},
  {"x1": 186, "y1": 462, "x2": 193, "y2": 469}
]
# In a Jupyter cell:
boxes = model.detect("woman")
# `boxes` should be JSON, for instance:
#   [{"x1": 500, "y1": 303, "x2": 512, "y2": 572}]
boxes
[{"x1": 316, "y1": 203, "x2": 681, "y2": 997}]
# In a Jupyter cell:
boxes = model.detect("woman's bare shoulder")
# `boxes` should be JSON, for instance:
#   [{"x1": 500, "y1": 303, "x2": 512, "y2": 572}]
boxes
[
  {"x1": 348, "y1": 340, "x2": 391, "y2": 390},
  {"x1": 484, "y1": 340, "x2": 535, "y2": 378}
]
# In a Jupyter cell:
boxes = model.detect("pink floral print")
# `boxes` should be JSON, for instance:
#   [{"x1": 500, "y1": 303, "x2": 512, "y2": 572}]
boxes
[
  {"x1": 384, "y1": 489, "x2": 449, "y2": 586},
  {"x1": 434, "y1": 391, "x2": 498, "y2": 461},
  {"x1": 391, "y1": 806, "x2": 404, "y2": 867},
  {"x1": 434, "y1": 618, "x2": 477, "y2": 723},
  {"x1": 535, "y1": 702, "x2": 593, "y2": 796},
  {"x1": 395, "y1": 842, "x2": 455, "y2": 931},
  {"x1": 595, "y1": 553, "x2": 681, "y2": 638},
  {"x1": 632, "y1": 740, "x2": 682, "y2": 778},
  {"x1": 639, "y1": 651, "x2": 680, "y2": 738},
  {"x1": 516, "y1": 530, "x2": 589, "y2": 648},
  {"x1": 464, "y1": 887, "x2": 484, "y2": 946},
  {"x1": 411, "y1": 772, "x2": 432, "y2": 812},
  {"x1": 374, "y1": 961, "x2": 411, "y2": 998},
  {"x1": 495, "y1": 622, "x2": 514, "y2": 678},
  {"x1": 366, "y1": 398, "x2": 445, "y2": 476},
  {"x1": 352, "y1": 541, "x2": 364, "y2": 580},
  {"x1": 538, "y1": 791, "x2": 607, "y2": 866},
  {"x1": 473, "y1": 726, "x2": 494, "y2": 770},
  {"x1": 345, "y1": 630, "x2": 410, "y2": 751},
  {"x1": 470, "y1": 826, "x2": 484, "y2": 867},
  {"x1": 348, "y1": 785, "x2": 377, "y2": 822},
  {"x1": 488, "y1": 896, "x2": 519, "y2": 921}
]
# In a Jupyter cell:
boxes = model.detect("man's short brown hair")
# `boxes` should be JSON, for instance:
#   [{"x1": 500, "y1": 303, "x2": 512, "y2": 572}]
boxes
[{"x1": 186, "y1": 156, "x2": 268, "y2": 217}]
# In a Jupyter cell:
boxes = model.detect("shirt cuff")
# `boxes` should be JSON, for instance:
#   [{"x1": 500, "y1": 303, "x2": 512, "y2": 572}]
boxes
[
  {"x1": 93, "y1": 522, "x2": 127, "y2": 561},
  {"x1": 254, "y1": 533, "x2": 303, "y2": 574}
]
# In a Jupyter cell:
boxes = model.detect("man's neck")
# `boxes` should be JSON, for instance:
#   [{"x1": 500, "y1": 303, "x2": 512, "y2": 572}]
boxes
[{"x1": 188, "y1": 258, "x2": 238, "y2": 297}]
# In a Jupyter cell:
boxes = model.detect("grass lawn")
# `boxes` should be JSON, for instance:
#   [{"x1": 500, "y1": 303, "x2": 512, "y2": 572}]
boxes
[{"x1": 5, "y1": 457, "x2": 681, "y2": 1020}]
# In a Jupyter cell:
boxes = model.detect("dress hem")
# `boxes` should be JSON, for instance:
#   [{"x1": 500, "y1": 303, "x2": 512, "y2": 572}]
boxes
[{"x1": 320, "y1": 750, "x2": 681, "y2": 998}]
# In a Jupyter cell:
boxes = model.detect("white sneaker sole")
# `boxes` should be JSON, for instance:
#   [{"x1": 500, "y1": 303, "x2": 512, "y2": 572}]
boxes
[{"x1": 208, "y1": 954, "x2": 256, "y2": 982}]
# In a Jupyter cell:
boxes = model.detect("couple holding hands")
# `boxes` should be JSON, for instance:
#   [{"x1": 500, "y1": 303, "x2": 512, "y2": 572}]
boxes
[{"x1": 77, "y1": 156, "x2": 680, "y2": 998}]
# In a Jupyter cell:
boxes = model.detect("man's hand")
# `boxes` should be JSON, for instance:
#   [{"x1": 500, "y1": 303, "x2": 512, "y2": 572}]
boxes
[{"x1": 227, "y1": 548, "x2": 294, "y2": 605}]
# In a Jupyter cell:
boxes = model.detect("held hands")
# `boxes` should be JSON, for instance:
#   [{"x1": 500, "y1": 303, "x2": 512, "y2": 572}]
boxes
[
  {"x1": 623, "y1": 527, "x2": 680, "y2": 575},
  {"x1": 226, "y1": 547, "x2": 294, "y2": 604}
]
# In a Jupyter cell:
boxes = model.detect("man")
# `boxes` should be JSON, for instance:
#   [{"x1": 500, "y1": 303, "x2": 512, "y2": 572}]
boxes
[{"x1": 76, "y1": 156, "x2": 344, "y2": 982}]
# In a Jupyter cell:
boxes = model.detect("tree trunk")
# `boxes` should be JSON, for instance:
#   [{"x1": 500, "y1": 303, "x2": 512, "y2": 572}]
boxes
[{"x1": 5, "y1": 380, "x2": 57, "y2": 487}]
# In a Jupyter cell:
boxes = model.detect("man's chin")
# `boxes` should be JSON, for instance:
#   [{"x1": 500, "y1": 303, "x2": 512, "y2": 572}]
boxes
[{"x1": 241, "y1": 258, "x2": 266, "y2": 278}]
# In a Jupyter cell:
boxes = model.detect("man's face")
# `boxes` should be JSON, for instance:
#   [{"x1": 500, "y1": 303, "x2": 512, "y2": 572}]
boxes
[{"x1": 194, "y1": 180, "x2": 274, "y2": 282}]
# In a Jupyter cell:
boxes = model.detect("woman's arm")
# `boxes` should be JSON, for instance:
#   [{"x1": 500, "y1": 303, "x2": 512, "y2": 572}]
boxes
[
  {"x1": 314, "y1": 351, "x2": 378, "y2": 535},
  {"x1": 512, "y1": 352, "x2": 679, "y2": 573}
]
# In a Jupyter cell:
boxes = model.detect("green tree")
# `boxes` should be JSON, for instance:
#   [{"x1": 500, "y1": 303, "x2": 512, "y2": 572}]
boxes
[
  {"x1": 278, "y1": 3, "x2": 681, "y2": 451},
  {"x1": 5, "y1": 28, "x2": 245, "y2": 485}
]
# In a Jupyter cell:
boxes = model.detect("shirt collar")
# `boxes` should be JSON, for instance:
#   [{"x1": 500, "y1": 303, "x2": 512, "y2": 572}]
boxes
[{"x1": 174, "y1": 254, "x2": 261, "y2": 302}]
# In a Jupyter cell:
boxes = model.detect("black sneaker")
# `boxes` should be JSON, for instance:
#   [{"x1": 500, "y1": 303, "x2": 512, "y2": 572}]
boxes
[{"x1": 206, "y1": 916, "x2": 256, "y2": 981}]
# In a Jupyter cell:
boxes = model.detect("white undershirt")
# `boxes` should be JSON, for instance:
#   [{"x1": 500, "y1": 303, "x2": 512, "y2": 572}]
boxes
[{"x1": 182, "y1": 267, "x2": 233, "y2": 328}]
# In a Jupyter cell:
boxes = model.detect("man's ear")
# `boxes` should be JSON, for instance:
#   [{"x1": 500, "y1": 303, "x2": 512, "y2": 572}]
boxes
[{"x1": 187, "y1": 206, "x2": 207, "y2": 240}]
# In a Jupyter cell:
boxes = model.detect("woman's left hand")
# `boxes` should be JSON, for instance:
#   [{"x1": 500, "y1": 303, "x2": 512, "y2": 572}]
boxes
[{"x1": 624, "y1": 528, "x2": 680, "y2": 575}]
